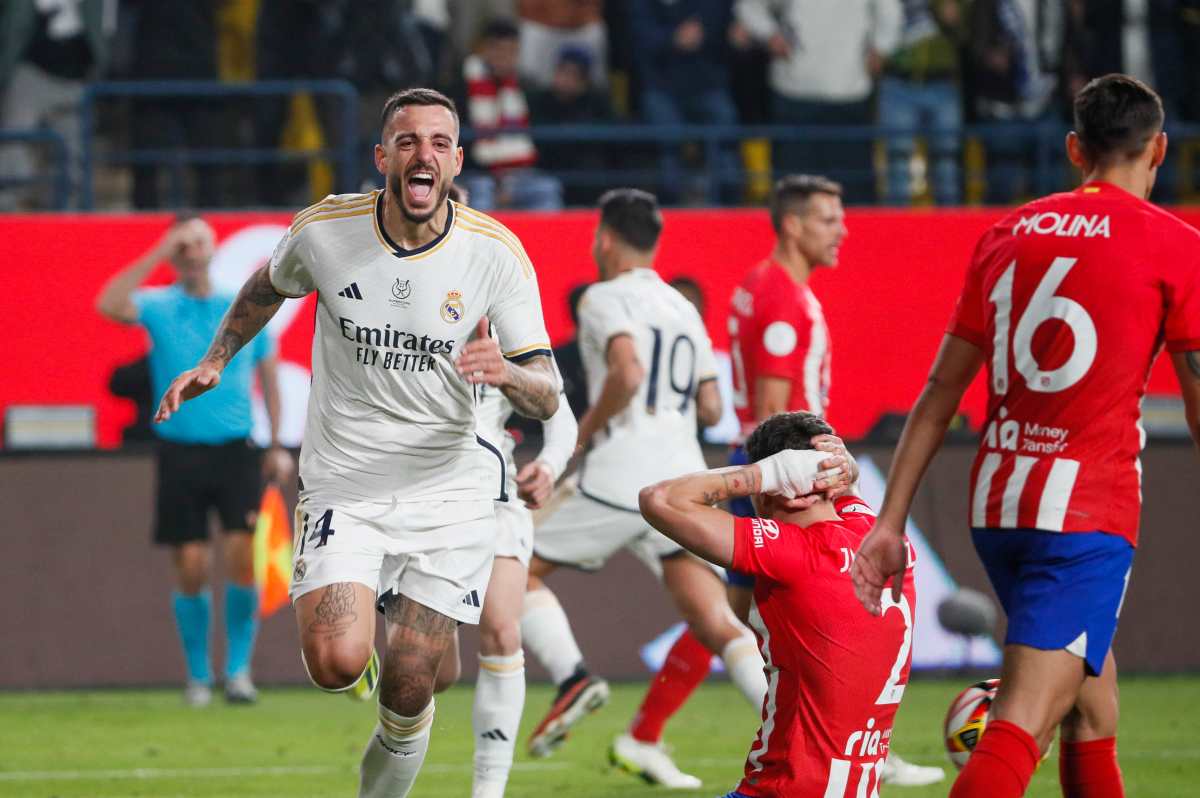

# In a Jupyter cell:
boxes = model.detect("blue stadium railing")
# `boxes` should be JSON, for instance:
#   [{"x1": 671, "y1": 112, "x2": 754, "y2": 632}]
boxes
[
  {"x1": 78, "y1": 80, "x2": 360, "y2": 210},
  {"x1": 13, "y1": 77, "x2": 1197, "y2": 210},
  {"x1": 0, "y1": 129, "x2": 70, "y2": 210}
]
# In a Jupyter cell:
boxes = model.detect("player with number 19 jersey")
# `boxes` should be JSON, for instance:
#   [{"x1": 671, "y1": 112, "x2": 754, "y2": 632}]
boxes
[
  {"x1": 728, "y1": 496, "x2": 916, "y2": 798},
  {"x1": 575, "y1": 268, "x2": 719, "y2": 510},
  {"x1": 949, "y1": 181, "x2": 1200, "y2": 545}
]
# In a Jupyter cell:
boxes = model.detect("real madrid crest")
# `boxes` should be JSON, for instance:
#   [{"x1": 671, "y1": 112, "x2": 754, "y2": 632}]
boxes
[
  {"x1": 293, "y1": 558, "x2": 307, "y2": 582},
  {"x1": 441, "y1": 289, "x2": 465, "y2": 324}
]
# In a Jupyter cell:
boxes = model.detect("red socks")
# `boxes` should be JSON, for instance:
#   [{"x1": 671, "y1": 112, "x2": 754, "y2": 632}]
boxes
[
  {"x1": 950, "y1": 720, "x2": 1041, "y2": 798},
  {"x1": 629, "y1": 628, "x2": 713, "y2": 744},
  {"x1": 1060, "y1": 737, "x2": 1124, "y2": 798}
]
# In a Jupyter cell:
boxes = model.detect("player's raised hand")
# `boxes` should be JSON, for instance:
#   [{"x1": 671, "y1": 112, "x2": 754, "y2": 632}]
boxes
[
  {"x1": 516, "y1": 460, "x2": 554, "y2": 509},
  {"x1": 811, "y1": 434, "x2": 854, "y2": 499},
  {"x1": 154, "y1": 364, "x2": 222, "y2": 422},
  {"x1": 455, "y1": 315, "x2": 507, "y2": 386},
  {"x1": 757, "y1": 449, "x2": 845, "y2": 500},
  {"x1": 851, "y1": 521, "x2": 908, "y2": 615}
]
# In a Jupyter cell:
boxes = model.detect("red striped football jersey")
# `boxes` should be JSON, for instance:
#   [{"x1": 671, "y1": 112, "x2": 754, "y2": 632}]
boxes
[
  {"x1": 730, "y1": 496, "x2": 916, "y2": 797},
  {"x1": 728, "y1": 260, "x2": 831, "y2": 440},
  {"x1": 948, "y1": 181, "x2": 1200, "y2": 545}
]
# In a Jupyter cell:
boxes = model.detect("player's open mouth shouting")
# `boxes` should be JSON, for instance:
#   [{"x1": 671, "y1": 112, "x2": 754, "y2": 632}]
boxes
[{"x1": 406, "y1": 166, "x2": 438, "y2": 208}]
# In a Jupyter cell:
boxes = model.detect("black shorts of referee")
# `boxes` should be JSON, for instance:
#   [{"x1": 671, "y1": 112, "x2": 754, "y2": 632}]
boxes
[{"x1": 154, "y1": 437, "x2": 262, "y2": 545}]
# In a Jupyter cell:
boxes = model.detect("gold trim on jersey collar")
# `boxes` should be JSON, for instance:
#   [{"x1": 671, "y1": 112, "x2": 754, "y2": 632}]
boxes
[{"x1": 373, "y1": 190, "x2": 456, "y2": 260}]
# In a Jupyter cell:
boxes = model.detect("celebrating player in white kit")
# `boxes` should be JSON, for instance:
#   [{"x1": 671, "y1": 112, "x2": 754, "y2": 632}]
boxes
[
  {"x1": 155, "y1": 88, "x2": 560, "y2": 798},
  {"x1": 520, "y1": 189, "x2": 767, "y2": 788}
]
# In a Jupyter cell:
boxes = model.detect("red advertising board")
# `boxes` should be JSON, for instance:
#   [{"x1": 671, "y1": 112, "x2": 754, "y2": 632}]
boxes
[{"x1": 3, "y1": 207, "x2": 1194, "y2": 448}]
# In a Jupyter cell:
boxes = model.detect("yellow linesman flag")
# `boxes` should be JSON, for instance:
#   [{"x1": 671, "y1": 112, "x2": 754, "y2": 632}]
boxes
[{"x1": 253, "y1": 484, "x2": 292, "y2": 618}]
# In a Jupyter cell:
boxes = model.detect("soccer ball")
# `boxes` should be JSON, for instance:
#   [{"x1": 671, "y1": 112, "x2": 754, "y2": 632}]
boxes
[{"x1": 944, "y1": 678, "x2": 1000, "y2": 770}]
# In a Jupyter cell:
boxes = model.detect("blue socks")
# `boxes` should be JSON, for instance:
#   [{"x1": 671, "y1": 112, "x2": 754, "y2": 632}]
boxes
[
  {"x1": 172, "y1": 590, "x2": 212, "y2": 684},
  {"x1": 224, "y1": 583, "x2": 259, "y2": 679}
]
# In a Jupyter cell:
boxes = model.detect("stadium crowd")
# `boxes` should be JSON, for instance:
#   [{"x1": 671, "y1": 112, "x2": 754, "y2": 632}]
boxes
[{"x1": 3, "y1": 0, "x2": 1200, "y2": 210}]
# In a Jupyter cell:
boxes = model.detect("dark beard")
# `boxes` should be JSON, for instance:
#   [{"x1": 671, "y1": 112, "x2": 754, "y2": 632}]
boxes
[{"x1": 388, "y1": 173, "x2": 449, "y2": 224}]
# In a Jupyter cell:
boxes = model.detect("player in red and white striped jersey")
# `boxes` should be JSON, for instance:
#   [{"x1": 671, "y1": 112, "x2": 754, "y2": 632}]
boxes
[
  {"x1": 853, "y1": 75, "x2": 1200, "y2": 798},
  {"x1": 639, "y1": 411, "x2": 917, "y2": 798}
]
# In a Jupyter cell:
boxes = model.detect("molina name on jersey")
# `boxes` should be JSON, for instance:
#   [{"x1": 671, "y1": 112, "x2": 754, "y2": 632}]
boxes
[
  {"x1": 269, "y1": 191, "x2": 552, "y2": 505},
  {"x1": 949, "y1": 181, "x2": 1200, "y2": 544}
]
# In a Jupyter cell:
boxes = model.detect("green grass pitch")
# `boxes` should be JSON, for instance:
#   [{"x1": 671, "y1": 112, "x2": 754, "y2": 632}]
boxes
[{"x1": 1, "y1": 677, "x2": 1196, "y2": 797}]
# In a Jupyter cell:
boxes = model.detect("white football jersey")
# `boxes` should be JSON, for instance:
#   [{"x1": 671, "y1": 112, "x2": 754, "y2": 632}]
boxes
[
  {"x1": 577, "y1": 268, "x2": 719, "y2": 509},
  {"x1": 269, "y1": 191, "x2": 551, "y2": 504}
]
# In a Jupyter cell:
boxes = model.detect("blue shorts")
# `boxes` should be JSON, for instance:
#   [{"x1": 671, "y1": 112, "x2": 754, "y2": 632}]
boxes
[
  {"x1": 972, "y1": 528, "x2": 1134, "y2": 676},
  {"x1": 726, "y1": 446, "x2": 755, "y2": 589}
]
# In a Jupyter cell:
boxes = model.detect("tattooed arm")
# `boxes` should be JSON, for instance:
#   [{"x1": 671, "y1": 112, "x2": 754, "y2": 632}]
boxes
[
  {"x1": 155, "y1": 266, "x2": 285, "y2": 422},
  {"x1": 1171, "y1": 350, "x2": 1200, "y2": 454},
  {"x1": 498, "y1": 355, "x2": 559, "y2": 420},
  {"x1": 456, "y1": 316, "x2": 560, "y2": 420},
  {"x1": 639, "y1": 465, "x2": 759, "y2": 568},
  {"x1": 639, "y1": 450, "x2": 847, "y2": 568}
]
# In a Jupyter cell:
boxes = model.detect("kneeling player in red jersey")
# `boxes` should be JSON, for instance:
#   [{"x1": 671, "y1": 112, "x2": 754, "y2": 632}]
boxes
[
  {"x1": 639, "y1": 411, "x2": 918, "y2": 798},
  {"x1": 853, "y1": 74, "x2": 1200, "y2": 798}
]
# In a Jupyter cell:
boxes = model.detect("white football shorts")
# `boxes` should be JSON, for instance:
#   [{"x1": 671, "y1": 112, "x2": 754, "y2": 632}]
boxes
[
  {"x1": 532, "y1": 480, "x2": 684, "y2": 577},
  {"x1": 494, "y1": 476, "x2": 534, "y2": 567},
  {"x1": 290, "y1": 496, "x2": 496, "y2": 625}
]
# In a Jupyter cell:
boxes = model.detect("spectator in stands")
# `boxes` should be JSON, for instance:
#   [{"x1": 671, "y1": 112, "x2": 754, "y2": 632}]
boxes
[
  {"x1": 413, "y1": 0, "x2": 453, "y2": 86},
  {"x1": 966, "y1": 0, "x2": 1062, "y2": 204},
  {"x1": 528, "y1": 46, "x2": 616, "y2": 206},
  {"x1": 734, "y1": 0, "x2": 903, "y2": 203},
  {"x1": 462, "y1": 18, "x2": 563, "y2": 210},
  {"x1": 879, "y1": 0, "x2": 967, "y2": 206},
  {"x1": 0, "y1": 0, "x2": 111, "y2": 210},
  {"x1": 127, "y1": 1, "x2": 228, "y2": 209},
  {"x1": 518, "y1": 0, "x2": 608, "y2": 89},
  {"x1": 1177, "y1": 1, "x2": 1200, "y2": 123},
  {"x1": 253, "y1": 0, "x2": 330, "y2": 207},
  {"x1": 630, "y1": 0, "x2": 740, "y2": 204}
]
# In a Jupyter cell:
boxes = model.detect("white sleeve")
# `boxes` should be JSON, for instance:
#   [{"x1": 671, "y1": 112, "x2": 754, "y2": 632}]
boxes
[
  {"x1": 871, "y1": 0, "x2": 905, "y2": 56},
  {"x1": 487, "y1": 243, "x2": 552, "y2": 364},
  {"x1": 267, "y1": 225, "x2": 315, "y2": 298},
  {"x1": 734, "y1": 0, "x2": 780, "y2": 41},
  {"x1": 577, "y1": 286, "x2": 636, "y2": 351},
  {"x1": 536, "y1": 391, "x2": 578, "y2": 481}
]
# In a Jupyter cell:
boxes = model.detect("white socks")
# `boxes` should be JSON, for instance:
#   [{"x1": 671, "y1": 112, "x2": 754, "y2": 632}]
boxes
[
  {"x1": 520, "y1": 588, "x2": 583, "y2": 685},
  {"x1": 722, "y1": 635, "x2": 768, "y2": 709},
  {"x1": 472, "y1": 653, "x2": 526, "y2": 797},
  {"x1": 359, "y1": 699, "x2": 434, "y2": 798}
]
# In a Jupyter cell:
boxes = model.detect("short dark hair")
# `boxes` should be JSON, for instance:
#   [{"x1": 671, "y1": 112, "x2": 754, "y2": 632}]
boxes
[
  {"x1": 1073, "y1": 74, "x2": 1164, "y2": 165},
  {"x1": 482, "y1": 18, "x2": 520, "y2": 41},
  {"x1": 598, "y1": 188, "x2": 663, "y2": 252},
  {"x1": 745, "y1": 411, "x2": 835, "y2": 463},
  {"x1": 379, "y1": 88, "x2": 459, "y2": 133},
  {"x1": 769, "y1": 174, "x2": 842, "y2": 234}
]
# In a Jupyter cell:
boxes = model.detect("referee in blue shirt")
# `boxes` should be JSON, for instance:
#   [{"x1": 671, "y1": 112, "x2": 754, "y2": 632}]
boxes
[{"x1": 97, "y1": 215, "x2": 292, "y2": 706}]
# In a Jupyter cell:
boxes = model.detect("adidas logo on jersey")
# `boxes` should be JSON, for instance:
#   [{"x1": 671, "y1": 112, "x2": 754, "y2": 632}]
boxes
[
  {"x1": 338, "y1": 283, "x2": 364, "y2": 299},
  {"x1": 462, "y1": 590, "x2": 481, "y2": 608},
  {"x1": 480, "y1": 728, "x2": 509, "y2": 741}
]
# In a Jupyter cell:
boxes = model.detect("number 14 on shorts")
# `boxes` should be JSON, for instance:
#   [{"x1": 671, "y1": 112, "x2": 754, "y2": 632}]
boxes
[{"x1": 295, "y1": 509, "x2": 337, "y2": 555}]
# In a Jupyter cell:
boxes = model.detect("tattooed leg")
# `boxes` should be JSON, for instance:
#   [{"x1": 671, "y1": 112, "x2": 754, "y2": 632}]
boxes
[
  {"x1": 295, "y1": 581, "x2": 377, "y2": 690},
  {"x1": 378, "y1": 593, "x2": 458, "y2": 716}
]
